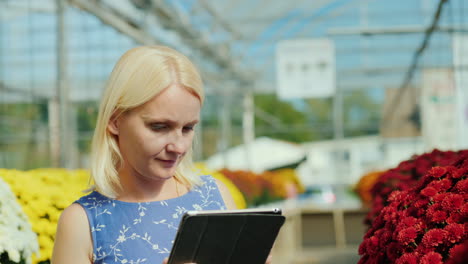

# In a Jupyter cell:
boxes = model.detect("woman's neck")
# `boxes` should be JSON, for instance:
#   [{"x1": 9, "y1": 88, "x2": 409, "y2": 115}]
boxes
[{"x1": 116, "y1": 168, "x2": 181, "y2": 203}]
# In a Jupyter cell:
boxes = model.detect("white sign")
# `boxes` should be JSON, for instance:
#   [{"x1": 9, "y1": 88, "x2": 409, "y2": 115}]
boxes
[
  {"x1": 453, "y1": 34, "x2": 468, "y2": 149},
  {"x1": 421, "y1": 68, "x2": 457, "y2": 151},
  {"x1": 276, "y1": 39, "x2": 335, "y2": 99}
]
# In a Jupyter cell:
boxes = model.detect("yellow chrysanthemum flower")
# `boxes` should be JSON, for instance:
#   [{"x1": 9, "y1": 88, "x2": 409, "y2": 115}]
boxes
[
  {"x1": 1, "y1": 166, "x2": 249, "y2": 263},
  {"x1": 0, "y1": 168, "x2": 90, "y2": 263}
]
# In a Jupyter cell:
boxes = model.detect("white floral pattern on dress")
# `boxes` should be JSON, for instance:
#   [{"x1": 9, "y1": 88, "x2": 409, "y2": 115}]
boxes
[{"x1": 76, "y1": 175, "x2": 225, "y2": 264}]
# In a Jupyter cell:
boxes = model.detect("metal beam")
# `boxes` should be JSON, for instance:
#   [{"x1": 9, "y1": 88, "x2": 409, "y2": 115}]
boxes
[
  {"x1": 0, "y1": 81, "x2": 47, "y2": 99},
  {"x1": 68, "y1": 0, "x2": 252, "y2": 90},
  {"x1": 55, "y1": 0, "x2": 72, "y2": 168},
  {"x1": 69, "y1": 0, "x2": 252, "y2": 86},
  {"x1": 382, "y1": 0, "x2": 449, "y2": 125},
  {"x1": 249, "y1": 0, "x2": 372, "y2": 70},
  {"x1": 68, "y1": 0, "x2": 157, "y2": 45},
  {"x1": 338, "y1": 65, "x2": 448, "y2": 76},
  {"x1": 328, "y1": 25, "x2": 468, "y2": 35},
  {"x1": 150, "y1": 1, "x2": 248, "y2": 80},
  {"x1": 199, "y1": 0, "x2": 243, "y2": 39},
  {"x1": 245, "y1": 0, "x2": 369, "y2": 56}
]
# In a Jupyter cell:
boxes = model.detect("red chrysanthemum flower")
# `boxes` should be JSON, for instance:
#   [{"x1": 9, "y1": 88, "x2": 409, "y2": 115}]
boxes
[
  {"x1": 447, "y1": 240, "x2": 468, "y2": 264},
  {"x1": 449, "y1": 167, "x2": 467, "y2": 179},
  {"x1": 397, "y1": 216, "x2": 423, "y2": 232},
  {"x1": 359, "y1": 152, "x2": 468, "y2": 263},
  {"x1": 386, "y1": 242, "x2": 401, "y2": 261},
  {"x1": 421, "y1": 186, "x2": 438, "y2": 197},
  {"x1": 395, "y1": 253, "x2": 419, "y2": 264},
  {"x1": 397, "y1": 227, "x2": 419, "y2": 245},
  {"x1": 461, "y1": 203, "x2": 468, "y2": 216},
  {"x1": 428, "y1": 167, "x2": 448, "y2": 178},
  {"x1": 432, "y1": 193, "x2": 446, "y2": 203},
  {"x1": 422, "y1": 229, "x2": 447, "y2": 248},
  {"x1": 389, "y1": 190, "x2": 408, "y2": 202},
  {"x1": 446, "y1": 212, "x2": 463, "y2": 224},
  {"x1": 365, "y1": 150, "x2": 468, "y2": 226},
  {"x1": 444, "y1": 223, "x2": 465, "y2": 243},
  {"x1": 442, "y1": 194, "x2": 464, "y2": 210},
  {"x1": 414, "y1": 198, "x2": 430, "y2": 208},
  {"x1": 420, "y1": 252, "x2": 443, "y2": 264},
  {"x1": 378, "y1": 230, "x2": 393, "y2": 247},
  {"x1": 428, "y1": 178, "x2": 452, "y2": 192},
  {"x1": 358, "y1": 239, "x2": 367, "y2": 255},
  {"x1": 454, "y1": 178, "x2": 468, "y2": 193},
  {"x1": 429, "y1": 210, "x2": 448, "y2": 223}
]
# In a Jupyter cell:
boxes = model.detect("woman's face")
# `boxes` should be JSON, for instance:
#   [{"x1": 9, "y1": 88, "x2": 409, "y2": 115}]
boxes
[{"x1": 108, "y1": 84, "x2": 201, "y2": 181}]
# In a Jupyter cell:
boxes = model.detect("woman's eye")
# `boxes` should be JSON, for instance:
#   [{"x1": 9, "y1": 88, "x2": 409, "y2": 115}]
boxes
[
  {"x1": 151, "y1": 124, "x2": 167, "y2": 131},
  {"x1": 183, "y1": 126, "x2": 194, "y2": 132}
]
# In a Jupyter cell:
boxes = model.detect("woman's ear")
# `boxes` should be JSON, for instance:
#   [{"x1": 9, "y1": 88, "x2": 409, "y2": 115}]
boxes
[{"x1": 107, "y1": 113, "x2": 120, "y2": 136}]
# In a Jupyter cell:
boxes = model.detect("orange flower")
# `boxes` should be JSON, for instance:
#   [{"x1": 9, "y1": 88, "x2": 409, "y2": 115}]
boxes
[{"x1": 355, "y1": 170, "x2": 384, "y2": 207}]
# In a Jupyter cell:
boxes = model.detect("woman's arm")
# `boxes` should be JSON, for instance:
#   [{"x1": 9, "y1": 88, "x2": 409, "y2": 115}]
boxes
[{"x1": 52, "y1": 203, "x2": 93, "y2": 264}]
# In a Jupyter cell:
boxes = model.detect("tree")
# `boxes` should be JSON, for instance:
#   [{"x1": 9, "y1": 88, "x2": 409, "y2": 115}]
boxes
[
  {"x1": 306, "y1": 89, "x2": 381, "y2": 138},
  {"x1": 254, "y1": 94, "x2": 317, "y2": 142}
]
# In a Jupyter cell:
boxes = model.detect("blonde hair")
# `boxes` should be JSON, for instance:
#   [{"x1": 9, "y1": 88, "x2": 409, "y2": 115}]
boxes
[{"x1": 90, "y1": 45, "x2": 204, "y2": 198}]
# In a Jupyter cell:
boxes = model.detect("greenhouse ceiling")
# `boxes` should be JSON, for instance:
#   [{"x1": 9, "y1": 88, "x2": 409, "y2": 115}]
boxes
[{"x1": 0, "y1": 0, "x2": 466, "y2": 98}]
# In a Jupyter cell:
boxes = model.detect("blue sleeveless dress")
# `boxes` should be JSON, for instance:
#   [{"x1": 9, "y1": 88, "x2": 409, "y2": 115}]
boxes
[{"x1": 75, "y1": 175, "x2": 226, "y2": 264}]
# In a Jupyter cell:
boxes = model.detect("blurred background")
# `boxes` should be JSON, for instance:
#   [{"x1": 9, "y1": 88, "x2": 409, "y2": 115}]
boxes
[{"x1": 1, "y1": 0, "x2": 467, "y2": 263}]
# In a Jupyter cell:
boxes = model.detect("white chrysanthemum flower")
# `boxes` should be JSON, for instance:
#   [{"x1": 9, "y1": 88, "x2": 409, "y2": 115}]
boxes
[{"x1": 0, "y1": 178, "x2": 39, "y2": 264}]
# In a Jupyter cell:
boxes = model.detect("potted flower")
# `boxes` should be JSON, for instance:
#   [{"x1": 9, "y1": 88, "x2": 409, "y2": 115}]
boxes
[
  {"x1": 366, "y1": 149, "x2": 468, "y2": 226},
  {"x1": 358, "y1": 155, "x2": 468, "y2": 263},
  {"x1": 0, "y1": 177, "x2": 39, "y2": 264}
]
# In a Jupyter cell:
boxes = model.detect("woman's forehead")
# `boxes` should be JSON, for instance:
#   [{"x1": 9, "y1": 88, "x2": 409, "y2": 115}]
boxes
[{"x1": 132, "y1": 86, "x2": 201, "y2": 119}]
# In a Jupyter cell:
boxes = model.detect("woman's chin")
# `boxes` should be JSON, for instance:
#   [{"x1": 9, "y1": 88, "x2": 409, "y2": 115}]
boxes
[{"x1": 150, "y1": 168, "x2": 177, "y2": 180}]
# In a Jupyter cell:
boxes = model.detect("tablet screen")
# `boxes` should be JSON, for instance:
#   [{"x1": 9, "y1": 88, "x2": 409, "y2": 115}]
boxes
[{"x1": 167, "y1": 208, "x2": 285, "y2": 264}]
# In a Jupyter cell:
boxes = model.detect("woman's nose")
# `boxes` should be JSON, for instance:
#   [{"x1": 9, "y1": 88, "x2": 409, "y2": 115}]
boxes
[
  {"x1": 167, "y1": 141, "x2": 185, "y2": 154},
  {"x1": 167, "y1": 133, "x2": 188, "y2": 154}
]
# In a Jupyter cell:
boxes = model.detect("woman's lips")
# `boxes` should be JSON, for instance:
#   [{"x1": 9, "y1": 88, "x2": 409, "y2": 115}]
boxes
[{"x1": 158, "y1": 159, "x2": 177, "y2": 167}]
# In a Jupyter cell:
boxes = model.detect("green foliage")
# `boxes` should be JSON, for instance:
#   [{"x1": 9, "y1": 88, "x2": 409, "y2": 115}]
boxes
[
  {"x1": 0, "y1": 102, "x2": 50, "y2": 169},
  {"x1": 254, "y1": 94, "x2": 317, "y2": 142},
  {"x1": 249, "y1": 189, "x2": 283, "y2": 207},
  {"x1": 305, "y1": 97, "x2": 335, "y2": 140},
  {"x1": 253, "y1": 90, "x2": 381, "y2": 143},
  {"x1": 306, "y1": 90, "x2": 381, "y2": 138},
  {"x1": 0, "y1": 90, "x2": 381, "y2": 167},
  {"x1": 341, "y1": 90, "x2": 380, "y2": 136},
  {"x1": 0, "y1": 252, "x2": 26, "y2": 264},
  {"x1": 75, "y1": 101, "x2": 98, "y2": 153},
  {"x1": 0, "y1": 100, "x2": 99, "y2": 168}
]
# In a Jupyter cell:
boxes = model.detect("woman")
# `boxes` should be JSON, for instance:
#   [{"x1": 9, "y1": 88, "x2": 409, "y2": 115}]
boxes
[{"x1": 51, "y1": 46, "x2": 239, "y2": 264}]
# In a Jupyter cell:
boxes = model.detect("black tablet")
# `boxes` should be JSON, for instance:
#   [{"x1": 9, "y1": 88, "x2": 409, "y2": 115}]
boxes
[{"x1": 167, "y1": 208, "x2": 285, "y2": 264}]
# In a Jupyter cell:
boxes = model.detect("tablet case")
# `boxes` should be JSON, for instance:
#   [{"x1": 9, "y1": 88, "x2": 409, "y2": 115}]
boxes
[{"x1": 167, "y1": 211, "x2": 286, "y2": 264}]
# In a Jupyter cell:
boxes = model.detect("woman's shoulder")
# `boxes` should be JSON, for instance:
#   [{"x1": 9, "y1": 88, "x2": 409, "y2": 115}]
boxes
[
  {"x1": 199, "y1": 174, "x2": 215, "y2": 183},
  {"x1": 197, "y1": 174, "x2": 222, "y2": 190},
  {"x1": 198, "y1": 174, "x2": 226, "y2": 189},
  {"x1": 74, "y1": 191, "x2": 114, "y2": 209},
  {"x1": 58, "y1": 203, "x2": 89, "y2": 232},
  {"x1": 195, "y1": 174, "x2": 236, "y2": 209},
  {"x1": 53, "y1": 203, "x2": 93, "y2": 263},
  {"x1": 61, "y1": 203, "x2": 88, "y2": 221}
]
